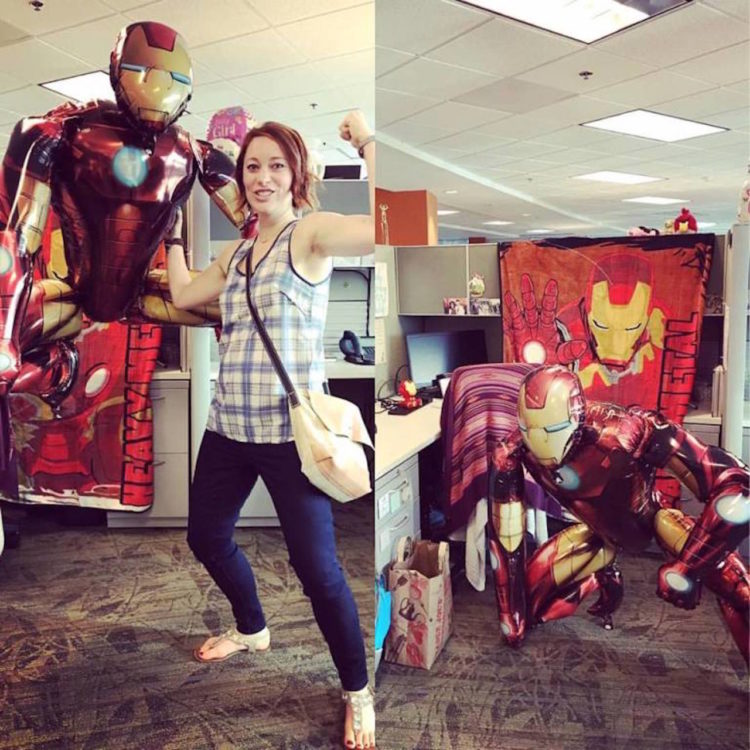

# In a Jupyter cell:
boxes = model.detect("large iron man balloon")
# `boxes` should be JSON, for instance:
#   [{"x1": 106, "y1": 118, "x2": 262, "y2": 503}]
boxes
[
  {"x1": 0, "y1": 22, "x2": 247, "y2": 470},
  {"x1": 489, "y1": 365, "x2": 749, "y2": 663}
]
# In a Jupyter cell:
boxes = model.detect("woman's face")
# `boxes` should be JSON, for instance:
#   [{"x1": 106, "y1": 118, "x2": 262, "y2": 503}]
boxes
[{"x1": 242, "y1": 136, "x2": 294, "y2": 215}]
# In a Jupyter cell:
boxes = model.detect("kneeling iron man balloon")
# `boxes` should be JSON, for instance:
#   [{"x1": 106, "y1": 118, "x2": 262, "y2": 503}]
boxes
[
  {"x1": 0, "y1": 22, "x2": 248, "y2": 481},
  {"x1": 489, "y1": 365, "x2": 749, "y2": 663}
]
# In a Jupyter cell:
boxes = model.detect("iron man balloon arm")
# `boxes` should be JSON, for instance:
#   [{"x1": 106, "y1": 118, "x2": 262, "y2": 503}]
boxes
[
  {"x1": 0, "y1": 115, "x2": 68, "y2": 392},
  {"x1": 637, "y1": 410, "x2": 749, "y2": 605},
  {"x1": 191, "y1": 136, "x2": 248, "y2": 230}
]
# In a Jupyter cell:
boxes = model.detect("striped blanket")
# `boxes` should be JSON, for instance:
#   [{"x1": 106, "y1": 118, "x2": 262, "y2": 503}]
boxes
[{"x1": 441, "y1": 362, "x2": 537, "y2": 533}]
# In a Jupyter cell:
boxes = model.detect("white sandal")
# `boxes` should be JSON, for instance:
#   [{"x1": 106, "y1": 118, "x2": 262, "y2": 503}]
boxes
[
  {"x1": 341, "y1": 684, "x2": 375, "y2": 748},
  {"x1": 193, "y1": 626, "x2": 271, "y2": 663}
]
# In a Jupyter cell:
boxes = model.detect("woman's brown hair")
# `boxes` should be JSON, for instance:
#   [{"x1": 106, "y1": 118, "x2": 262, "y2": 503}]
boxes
[{"x1": 235, "y1": 121, "x2": 319, "y2": 211}]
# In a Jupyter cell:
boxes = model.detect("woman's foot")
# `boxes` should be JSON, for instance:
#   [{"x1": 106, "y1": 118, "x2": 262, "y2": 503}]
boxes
[
  {"x1": 193, "y1": 626, "x2": 271, "y2": 662},
  {"x1": 342, "y1": 685, "x2": 375, "y2": 749}
]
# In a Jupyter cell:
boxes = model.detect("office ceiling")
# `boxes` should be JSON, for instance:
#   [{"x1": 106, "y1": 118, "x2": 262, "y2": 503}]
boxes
[
  {"x1": 376, "y1": 0, "x2": 749, "y2": 238},
  {"x1": 0, "y1": 0, "x2": 374, "y2": 167}
]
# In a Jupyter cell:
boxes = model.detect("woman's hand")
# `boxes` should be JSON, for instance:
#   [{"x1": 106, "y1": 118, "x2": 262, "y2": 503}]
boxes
[{"x1": 338, "y1": 110, "x2": 372, "y2": 151}]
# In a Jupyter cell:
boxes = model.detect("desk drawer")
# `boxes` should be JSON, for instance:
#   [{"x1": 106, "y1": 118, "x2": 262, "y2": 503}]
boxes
[{"x1": 375, "y1": 498, "x2": 418, "y2": 575}]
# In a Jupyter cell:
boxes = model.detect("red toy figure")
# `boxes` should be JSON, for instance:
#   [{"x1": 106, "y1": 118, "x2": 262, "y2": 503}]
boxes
[
  {"x1": 673, "y1": 207, "x2": 698, "y2": 233},
  {"x1": 0, "y1": 22, "x2": 248, "y2": 471},
  {"x1": 489, "y1": 365, "x2": 749, "y2": 663},
  {"x1": 398, "y1": 379, "x2": 422, "y2": 409}
]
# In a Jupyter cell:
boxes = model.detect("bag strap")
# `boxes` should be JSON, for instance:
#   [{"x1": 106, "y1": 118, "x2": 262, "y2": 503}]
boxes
[{"x1": 243, "y1": 240, "x2": 301, "y2": 408}]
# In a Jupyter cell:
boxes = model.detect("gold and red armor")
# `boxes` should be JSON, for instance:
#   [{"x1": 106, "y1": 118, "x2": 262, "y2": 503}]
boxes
[
  {"x1": 489, "y1": 365, "x2": 749, "y2": 662},
  {"x1": 0, "y1": 22, "x2": 247, "y2": 465}
]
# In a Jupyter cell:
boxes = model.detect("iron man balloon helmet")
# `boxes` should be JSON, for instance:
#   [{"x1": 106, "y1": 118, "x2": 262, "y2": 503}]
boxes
[
  {"x1": 518, "y1": 365, "x2": 586, "y2": 467},
  {"x1": 110, "y1": 22, "x2": 192, "y2": 133}
]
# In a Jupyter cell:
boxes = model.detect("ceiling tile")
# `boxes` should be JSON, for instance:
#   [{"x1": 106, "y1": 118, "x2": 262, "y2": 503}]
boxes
[
  {"x1": 232, "y1": 64, "x2": 333, "y2": 101},
  {"x1": 100, "y1": 0, "x2": 160, "y2": 9},
  {"x1": 191, "y1": 60, "x2": 223, "y2": 87},
  {"x1": 310, "y1": 50, "x2": 374, "y2": 89},
  {"x1": 190, "y1": 81, "x2": 252, "y2": 114},
  {"x1": 479, "y1": 140, "x2": 564, "y2": 159},
  {"x1": 376, "y1": 46, "x2": 414, "y2": 77},
  {"x1": 375, "y1": 0, "x2": 488, "y2": 55},
  {"x1": 656, "y1": 88, "x2": 748, "y2": 120},
  {"x1": 0, "y1": 85, "x2": 68, "y2": 117},
  {"x1": 596, "y1": 3, "x2": 748, "y2": 68},
  {"x1": 192, "y1": 29, "x2": 305, "y2": 77},
  {"x1": 426, "y1": 131, "x2": 514, "y2": 153},
  {"x1": 454, "y1": 78, "x2": 574, "y2": 113},
  {"x1": 0, "y1": 39, "x2": 90, "y2": 88},
  {"x1": 41, "y1": 14, "x2": 130, "y2": 69},
  {"x1": 475, "y1": 112, "x2": 569, "y2": 140},
  {"x1": 401, "y1": 100, "x2": 506, "y2": 130},
  {"x1": 427, "y1": 17, "x2": 581, "y2": 78},
  {"x1": 707, "y1": 107, "x2": 750, "y2": 131},
  {"x1": 591, "y1": 70, "x2": 713, "y2": 108},
  {"x1": 375, "y1": 87, "x2": 440, "y2": 126},
  {"x1": 701, "y1": 0, "x2": 749, "y2": 22},
  {"x1": 0, "y1": 71, "x2": 26, "y2": 95},
  {"x1": 0, "y1": 0, "x2": 113, "y2": 35},
  {"x1": 377, "y1": 57, "x2": 498, "y2": 100},
  {"x1": 276, "y1": 5, "x2": 373, "y2": 61},
  {"x1": 0, "y1": 19, "x2": 31, "y2": 45},
  {"x1": 381, "y1": 120, "x2": 454, "y2": 145},
  {"x1": 517, "y1": 47, "x2": 656, "y2": 94},
  {"x1": 246, "y1": 0, "x2": 366, "y2": 26},
  {"x1": 668, "y1": 41, "x2": 749, "y2": 86},
  {"x1": 123, "y1": 0, "x2": 269, "y2": 47},
  {"x1": 265, "y1": 89, "x2": 360, "y2": 123}
]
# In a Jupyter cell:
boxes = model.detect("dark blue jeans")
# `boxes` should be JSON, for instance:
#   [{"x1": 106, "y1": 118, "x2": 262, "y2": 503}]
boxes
[{"x1": 187, "y1": 429, "x2": 368, "y2": 691}]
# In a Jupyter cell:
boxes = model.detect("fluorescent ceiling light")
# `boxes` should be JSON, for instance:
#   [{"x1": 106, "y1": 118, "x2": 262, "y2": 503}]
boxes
[
  {"x1": 41, "y1": 71, "x2": 116, "y2": 103},
  {"x1": 437, "y1": 209, "x2": 459, "y2": 216},
  {"x1": 483, "y1": 220, "x2": 513, "y2": 225},
  {"x1": 444, "y1": 189, "x2": 459, "y2": 194},
  {"x1": 582, "y1": 109, "x2": 727, "y2": 142},
  {"x1": 456, "y1": 0, "x2": 689, "y2": 44},
  {"x1": 622, "y1": 196, "x2": 687, "y2": 205},
  {"x1": 574, "y1": 170, "x2": 663, "y2": 185},
  {"x1": 527, "y1": 229, "x2": 552, "y2": 234},
  {"x1": 697, "y1": 222, "x2": 716, "y2": 229}
]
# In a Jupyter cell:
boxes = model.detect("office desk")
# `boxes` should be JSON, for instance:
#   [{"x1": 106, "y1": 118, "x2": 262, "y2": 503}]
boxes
[
  {"x1": 375, "y1": 400, "x2": 442, "y2": 479},
  {"x1": 374, "y1": 401, "x2": 443, "y2": 575}
]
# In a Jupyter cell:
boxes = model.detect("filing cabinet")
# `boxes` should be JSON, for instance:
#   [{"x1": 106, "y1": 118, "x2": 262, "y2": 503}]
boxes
[{"x1": 374, "y1": 454, "x2": 420, "y2": 576}]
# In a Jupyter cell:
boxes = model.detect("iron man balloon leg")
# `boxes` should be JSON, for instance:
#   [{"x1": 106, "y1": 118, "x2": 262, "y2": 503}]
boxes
[
  {"x1": 655, "y1": 507, "x2": 749, "y2": 663},
  {"x1": 526, "y1": 523, "x2": 621, "y2": 627},
  {"x1": 132, "y1": 269, "x2": 220, "y2": 325}
]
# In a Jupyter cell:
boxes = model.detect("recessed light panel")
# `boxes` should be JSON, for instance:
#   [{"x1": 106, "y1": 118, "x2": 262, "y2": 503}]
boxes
[
  {"x1": 41, "y1": 71, "x2": 116, "y2": 103},
  {"x1": 582, "y1": 109, "x2": 727, "y2": 142},
  {"x1": 574, "y1": 170, "x2": 663, "y2": 185},
  {"x1": 437, "y1": 210, "x2": 459, "y2": 216},
  {"x1": 622, "y1": 196, "x2": 687, "y2": 205},
  {"x1": 483, "y1": 220, "x2": 513, "y2": 225},
  {"x1": 456, "y1": 1, "x2": 690, "y2": 44},
  {"x1": 527, "y1": 229, "x2": 552, "y2": 234}
]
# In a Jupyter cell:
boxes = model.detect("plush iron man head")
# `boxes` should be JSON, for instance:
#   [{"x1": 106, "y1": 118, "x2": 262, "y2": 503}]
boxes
[
  {"x1": 110, "y1": 22, "x2": 192, "y2": 133},
  {"x1": 518, "y1": 365, "x2": 585, "y2": 467},
  {"x1": 585, "y1": 254, "x2": 653, "y2": 367}
]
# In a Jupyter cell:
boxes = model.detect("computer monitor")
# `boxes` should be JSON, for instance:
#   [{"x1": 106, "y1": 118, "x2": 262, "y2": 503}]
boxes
[{"x1": 405, "y1": 330, "x2": 489, "y2": 388}]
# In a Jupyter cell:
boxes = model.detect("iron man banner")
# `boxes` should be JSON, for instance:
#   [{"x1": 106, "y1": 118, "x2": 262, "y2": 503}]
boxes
[{"x1": 498, "y1": 234, "x2": 714, "y2": 505}]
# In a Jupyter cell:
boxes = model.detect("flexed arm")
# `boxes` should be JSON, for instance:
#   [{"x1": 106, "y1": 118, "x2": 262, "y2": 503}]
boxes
[
  {"x1": 0, "y1": 114, "x2": 63, "y2": 394},
  {"x1": 639, "y1": 411, "x2": 749, "y2": 608},
  {"x1": 488, "y1": 432, "x2": 528, "y2": 646}
]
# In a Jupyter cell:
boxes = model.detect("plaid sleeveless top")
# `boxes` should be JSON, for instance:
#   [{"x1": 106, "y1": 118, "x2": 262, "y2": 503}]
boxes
[{"x1": 207, "y1": 220, "x2": 330, "y2": 443}]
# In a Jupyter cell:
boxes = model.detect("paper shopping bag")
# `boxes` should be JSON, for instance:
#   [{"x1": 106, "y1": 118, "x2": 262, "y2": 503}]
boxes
[{"x1": 384, "y1": 536, "x2": 453, "y2": 670}]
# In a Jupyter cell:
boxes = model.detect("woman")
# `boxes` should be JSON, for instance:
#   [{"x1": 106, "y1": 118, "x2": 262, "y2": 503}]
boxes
[{"x1": 166, "y1": 111, "x2": 375, "y2": 750}]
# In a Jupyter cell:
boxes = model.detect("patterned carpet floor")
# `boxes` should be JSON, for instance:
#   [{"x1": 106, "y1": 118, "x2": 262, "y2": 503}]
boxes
[
  {"x1": 0, "y1": 499, "x2": 374, "y2": 750},
  {"x1": 376, "y1": 550, "x2": 748, "y2": 750}
]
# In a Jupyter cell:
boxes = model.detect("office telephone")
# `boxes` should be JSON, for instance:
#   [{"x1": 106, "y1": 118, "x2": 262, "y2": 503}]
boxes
[{"x1": 339, "y1": 330, "x2": 375, "y2": 365}]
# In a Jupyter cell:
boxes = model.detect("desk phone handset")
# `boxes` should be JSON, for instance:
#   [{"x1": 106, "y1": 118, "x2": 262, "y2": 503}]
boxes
[{"x1": 339, "y1": 330, "x2": 374, "y2": 365}]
